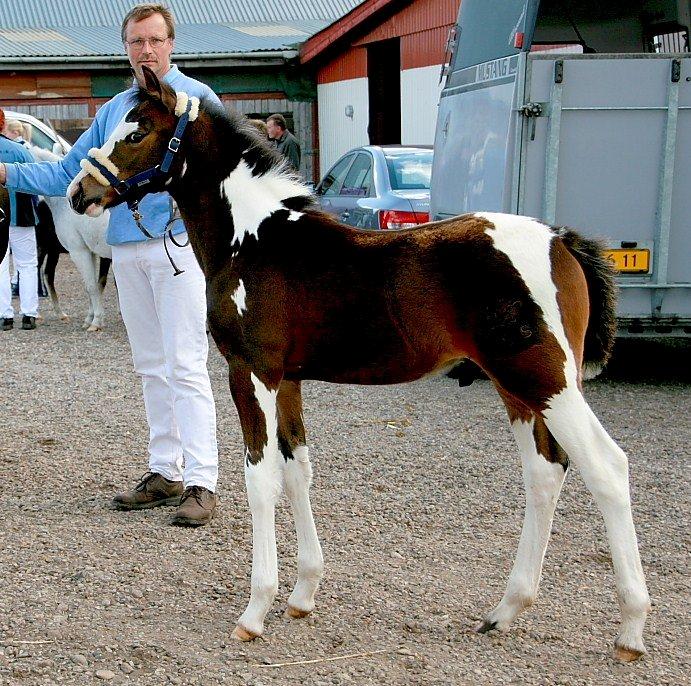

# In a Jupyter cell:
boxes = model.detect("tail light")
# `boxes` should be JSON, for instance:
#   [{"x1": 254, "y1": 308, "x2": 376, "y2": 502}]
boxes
[{"x1": 378, "y1": 210, "x2": 430, "y2": 230}]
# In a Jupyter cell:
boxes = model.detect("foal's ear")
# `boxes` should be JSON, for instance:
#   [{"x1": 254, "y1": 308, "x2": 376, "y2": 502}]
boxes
[{"x1": 141, "y1": 66, "x2": 177, "y2": 114}]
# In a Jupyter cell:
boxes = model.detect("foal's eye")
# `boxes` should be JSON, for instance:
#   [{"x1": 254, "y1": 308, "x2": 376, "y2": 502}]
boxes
[{"x1": 127, "y1": 131, "x2": 145, "y2": 144}]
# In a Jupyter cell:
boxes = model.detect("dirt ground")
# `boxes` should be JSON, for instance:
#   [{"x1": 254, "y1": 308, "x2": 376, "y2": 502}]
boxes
[{"x1": 0, "y1": 259, "x2": 689, "y2": 685}]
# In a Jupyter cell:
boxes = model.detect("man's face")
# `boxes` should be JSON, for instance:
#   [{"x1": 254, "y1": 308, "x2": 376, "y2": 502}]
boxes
[
  {"x1": 125, "y1": 14, "x2": 174, "y2": 83},
  {"x1": 266, "y1": 120, "x2": 282, "y2": 140}
]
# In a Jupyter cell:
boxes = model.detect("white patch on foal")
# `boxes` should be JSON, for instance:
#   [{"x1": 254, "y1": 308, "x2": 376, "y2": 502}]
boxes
[
  {"x1": 235, "y1": 373, "x2": 284, "y2": 637},
  {"x1": 232, "y1": 279, "x2": 247, "y2": 316},
  {"x1": 220, "y1": 160, "x2": 311, "y2": 246},
  {"x1": 479, "y1": 212, "x2": 578, "y2": 385}
]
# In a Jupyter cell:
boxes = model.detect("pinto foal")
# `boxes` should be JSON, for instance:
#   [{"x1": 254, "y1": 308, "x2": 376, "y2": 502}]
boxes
[{"x1": 68, "y1": 68, "x2": 650, "y2": 661}]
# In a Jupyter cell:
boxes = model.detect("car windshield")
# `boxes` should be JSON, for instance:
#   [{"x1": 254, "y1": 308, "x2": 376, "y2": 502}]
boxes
[{"x1": 384, "y1": 150, "x2": 433, "y2": 190}]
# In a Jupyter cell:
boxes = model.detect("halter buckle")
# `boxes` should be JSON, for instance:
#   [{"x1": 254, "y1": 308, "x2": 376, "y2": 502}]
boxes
[
  {"x1": 168, "y1": 137, "x2": 181, "y2": 152},
  {"x1": 114, "y1": 180, "x2": 129, "y2": 196}
]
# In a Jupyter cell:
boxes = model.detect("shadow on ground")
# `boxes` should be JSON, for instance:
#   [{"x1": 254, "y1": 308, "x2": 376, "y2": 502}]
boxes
[{"x1": 600, "y1": 338, "x2": 690, "y2": 384}]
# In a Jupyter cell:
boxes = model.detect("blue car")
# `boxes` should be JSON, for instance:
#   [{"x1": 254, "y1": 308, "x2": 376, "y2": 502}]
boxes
[{"x1": 315, "y1": 145, "x2": 432, "y2": 230}]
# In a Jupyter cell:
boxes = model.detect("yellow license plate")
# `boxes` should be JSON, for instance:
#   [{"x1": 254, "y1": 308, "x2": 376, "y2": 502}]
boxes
[{"x1": 604, "y1": 249, "x2": 650, "y2": 274}]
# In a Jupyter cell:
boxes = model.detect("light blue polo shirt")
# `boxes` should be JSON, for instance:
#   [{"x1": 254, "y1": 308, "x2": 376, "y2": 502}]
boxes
[{"x1": 5, "y1": 65, "x2": 222, "y2": 245}]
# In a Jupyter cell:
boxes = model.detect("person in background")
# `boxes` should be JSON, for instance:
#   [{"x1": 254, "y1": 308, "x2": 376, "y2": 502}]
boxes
[
  {"x1": 5, "y1": 120, "x2": 28, "y2": 146},
  {"x1": 0, "y1": 3, "x2": 221, "y2": 526},
  {"x1": 247, "y1": 118, "x2": 268, "y2": 139},
  {"x1": 0, "y1": 109, "x2": 39, "y2": 330},
  {"x1": 21, "y1": 123, "x2": 32, "y2": 146},
  {"x1": 266, "y1": 113, "x2": 301, "y2": 172}
]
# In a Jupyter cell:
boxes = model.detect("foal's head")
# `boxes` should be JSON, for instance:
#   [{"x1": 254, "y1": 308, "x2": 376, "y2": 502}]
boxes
[{"x1": 69, "y1": 66, "x2": 189, "y2": 217}]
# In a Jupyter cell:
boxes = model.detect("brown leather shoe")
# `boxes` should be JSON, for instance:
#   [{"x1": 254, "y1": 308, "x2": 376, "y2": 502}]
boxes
[
  {"x1": 112, "y1": 472, "x2": 183, "y2": 510},
  {"x1": 170, "y1": 486, "x2": 218, "y2": 527}
]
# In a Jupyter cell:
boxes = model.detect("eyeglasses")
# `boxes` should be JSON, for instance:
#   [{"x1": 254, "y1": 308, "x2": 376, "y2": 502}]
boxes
[{"x1": 126, "y1": 37, "x2": 169, "y2": 50}]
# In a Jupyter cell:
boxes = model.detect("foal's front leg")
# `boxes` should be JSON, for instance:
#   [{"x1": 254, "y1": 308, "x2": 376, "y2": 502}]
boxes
[
  {"x1": 276, "y1": 380, "x2": 324, "y2": 619},
  {"x1": 228, "y1": 362, "x2": 284, "y2": 641}
]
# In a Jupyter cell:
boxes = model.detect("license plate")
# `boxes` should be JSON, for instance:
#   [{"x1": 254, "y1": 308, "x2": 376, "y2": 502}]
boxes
[{"x1": 604, "y1": 249, "x2": 650, "y2": 274}]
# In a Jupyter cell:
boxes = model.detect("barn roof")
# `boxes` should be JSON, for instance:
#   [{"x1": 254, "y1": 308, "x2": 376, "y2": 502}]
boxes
[{"x1": 0, "y1": 1, "x2": 364, "y2": 61}]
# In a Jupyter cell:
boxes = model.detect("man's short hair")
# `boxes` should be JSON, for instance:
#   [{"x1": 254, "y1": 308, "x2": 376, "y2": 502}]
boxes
[
  {"x1": 0, "y1": 109, "x2": 5, "y2": 131},
  {"x1": 267, "y1": 114, "x2": 287, "y2": 131},
  {"x1": 121, "y1": 3, "x2": 176, "y2": 42}
]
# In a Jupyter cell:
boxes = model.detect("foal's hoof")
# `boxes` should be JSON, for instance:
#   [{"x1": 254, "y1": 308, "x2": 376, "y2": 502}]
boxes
[
  {"x1": 473, "y1": 619, "x2": 498, "y2": 634},
  {"x1": 231, "y1": 625, "x2": 259, "y2": 642},
  {"x1": 60, "y1": 314, "x2": 70, "y2": 322},
  {"x1": 613, "y1": 644, "x2": 645, "y2": 662},
  {"x1": 285, "y1": 605, "x2": 311, "y2": 619},
  {"x1": 86, "y1": 324, "x2": 102, "y2": 332}
]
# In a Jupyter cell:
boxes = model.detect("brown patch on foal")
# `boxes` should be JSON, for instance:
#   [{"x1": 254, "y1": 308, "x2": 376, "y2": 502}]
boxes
[
  {"x1": 532, "y1": 416, "x2": 569, "y2": 468},
  {"x1": 551, "y1": 238, "x2": 589, "y2": 386}
]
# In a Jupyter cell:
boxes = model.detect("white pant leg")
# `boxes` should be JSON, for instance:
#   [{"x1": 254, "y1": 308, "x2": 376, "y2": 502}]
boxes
[
  {"x1": 10, "y1": 226, "x2": 38, "y2": 317},
  {"x1": 112, "y1": 240, "x2": 184, "y2": 483},
  {"x1": 0, "y1": 248, "x2": 12, "y2": 319},
  {"x1": 113, "y1": 236, "x2": 218, "y2": 492},
  {"x1": 145, "y1": 235, "x2": 218, "y2": 492}
]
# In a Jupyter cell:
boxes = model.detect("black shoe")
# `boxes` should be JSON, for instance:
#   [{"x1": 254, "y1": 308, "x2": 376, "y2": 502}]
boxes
[
  {"x1": 2, "y1": 318, "x2": 13, "y2": 331},
  {"x1": 21, "y1": 315, "x2": 36, "y2": 330}
]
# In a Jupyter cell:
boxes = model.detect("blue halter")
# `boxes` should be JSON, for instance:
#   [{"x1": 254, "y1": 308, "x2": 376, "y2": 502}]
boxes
[{"x1": 85, "y1": 98, "x2": 193, "y2": 238}]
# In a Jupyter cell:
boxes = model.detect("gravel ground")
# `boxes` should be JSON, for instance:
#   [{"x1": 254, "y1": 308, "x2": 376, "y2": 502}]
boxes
[{"x1": 0, "y1": 259, "x2": 689, "y2": 686}]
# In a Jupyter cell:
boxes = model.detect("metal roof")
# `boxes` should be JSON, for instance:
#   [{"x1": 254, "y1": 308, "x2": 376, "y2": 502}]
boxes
[
  {"x1": 0, "y1": 22, "x2": 333, "y2": 58},
  {"x1": 0, "y1": 0, "x2": 364, "y2": 27}
]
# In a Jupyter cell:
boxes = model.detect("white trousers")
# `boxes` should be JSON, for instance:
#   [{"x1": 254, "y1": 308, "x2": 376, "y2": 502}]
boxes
[
  {"x1": 0, "y1": 225, "x2": 38, "y2": 318},
  {"x1": 112, "y1": 234, "x2": 219, "y2": 492}
]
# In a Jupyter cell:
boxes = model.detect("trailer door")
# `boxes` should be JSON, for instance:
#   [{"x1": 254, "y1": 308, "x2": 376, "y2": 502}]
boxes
[{"x1": 518, "y1": 54, "x2": 691, "y2": 330}]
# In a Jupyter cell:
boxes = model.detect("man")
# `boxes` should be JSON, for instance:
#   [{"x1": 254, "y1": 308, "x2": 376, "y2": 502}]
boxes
[
  {"x1": 0, "y1": 4, "x2": 220, "y2": 526},
  {"x1": 266, "y1": 113, "x2": 301, "y2": 172},
  {"x1": 4, "y1": 118, "x2": 44, "y2": 298},
  {"x1": 0, "y1": 109, "x2": 39, "y2": 330}
]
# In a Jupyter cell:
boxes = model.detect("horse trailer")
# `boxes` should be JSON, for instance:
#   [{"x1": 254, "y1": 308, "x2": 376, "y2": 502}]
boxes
[{"x1": 430, "y1": 0, "x2": 691, "y2": 336}]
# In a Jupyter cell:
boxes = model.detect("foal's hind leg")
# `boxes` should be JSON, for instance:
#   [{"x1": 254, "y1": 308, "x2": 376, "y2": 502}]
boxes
[
  {"x1": 476, "y1": 400, "x2": 567, "y2": 633},
  {"x1": 543, "y1": 386, "x2": 650, "y2": 660},
  {"x1": 276, "y1": 380, "x2": 324, "y2": 619}
]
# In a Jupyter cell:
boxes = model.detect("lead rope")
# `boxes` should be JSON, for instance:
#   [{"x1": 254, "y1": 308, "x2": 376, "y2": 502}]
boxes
[
  {"x1": 162, "y1": 197, "x2": 189, "y2": 276},
  {"x1": 128, "y1": 196, "x2": 188, "y2": 276}
]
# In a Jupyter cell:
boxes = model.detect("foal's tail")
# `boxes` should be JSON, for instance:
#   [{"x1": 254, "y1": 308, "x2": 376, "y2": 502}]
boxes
[{"x1": 559, "y1": 230, "x2": 617, "y2": 379}]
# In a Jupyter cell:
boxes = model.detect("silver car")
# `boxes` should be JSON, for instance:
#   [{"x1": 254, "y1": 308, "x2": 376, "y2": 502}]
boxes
[
  {"x1": 315, "y1": 145, "x2": 432, "y2": 230},
  {"x1": 3, "y1": 110, "x2": 71, "y2": 155}
]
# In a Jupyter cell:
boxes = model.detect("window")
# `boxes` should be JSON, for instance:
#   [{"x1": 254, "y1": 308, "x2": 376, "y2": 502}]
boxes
[
  {"x1": 339, "y1": 153, "x2": 373, "y2": 197},
  {"x1": 317, "y1": 154, "x2": 354, "y2": 197},
  {"x1": 18, "y1": 122, "x2": 55, "y2": 151},
  {"x1": 385, "y1": 150, "x2": 433, "y2": 190},
  {"x1": 451, "y1": 0, "x2": 528, "y2": 71}
]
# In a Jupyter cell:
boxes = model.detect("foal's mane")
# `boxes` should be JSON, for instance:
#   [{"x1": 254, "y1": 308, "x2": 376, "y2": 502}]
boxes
[{"x1": 134, "y1": 86, "x2": 291, "y2": 181}]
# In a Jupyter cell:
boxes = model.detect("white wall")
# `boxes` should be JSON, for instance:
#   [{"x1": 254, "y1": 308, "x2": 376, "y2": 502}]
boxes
[
  {"x1": 400, "y1": 64, "x2": 444, "y2": 146},
  {"x1": 317, "y1": 77, "x2": 369, "y2": 175}
]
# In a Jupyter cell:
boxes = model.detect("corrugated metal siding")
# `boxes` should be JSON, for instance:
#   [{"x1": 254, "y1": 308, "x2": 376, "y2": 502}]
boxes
[
  {"x1": 354, "y1": 0, "x2": 457, "y2": 45},
  {"x1": 400, "y1": 64, "x2": 443, "y2": 144},
  {"x1": 0, "y1": 23, "x2": 332, "y2": 58},
  {"x1": 0, "y1": 0, "x2": 364, "y2": 27},
  {"x1": 317, "y1": 46, "x2": 367, "y2": 84},
  {"x1": 317, "y1": 77, "x2": 368, "y2": 172},
  {"x1": 401, "y1": 25, "x2": 450, "y2": 69}
]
